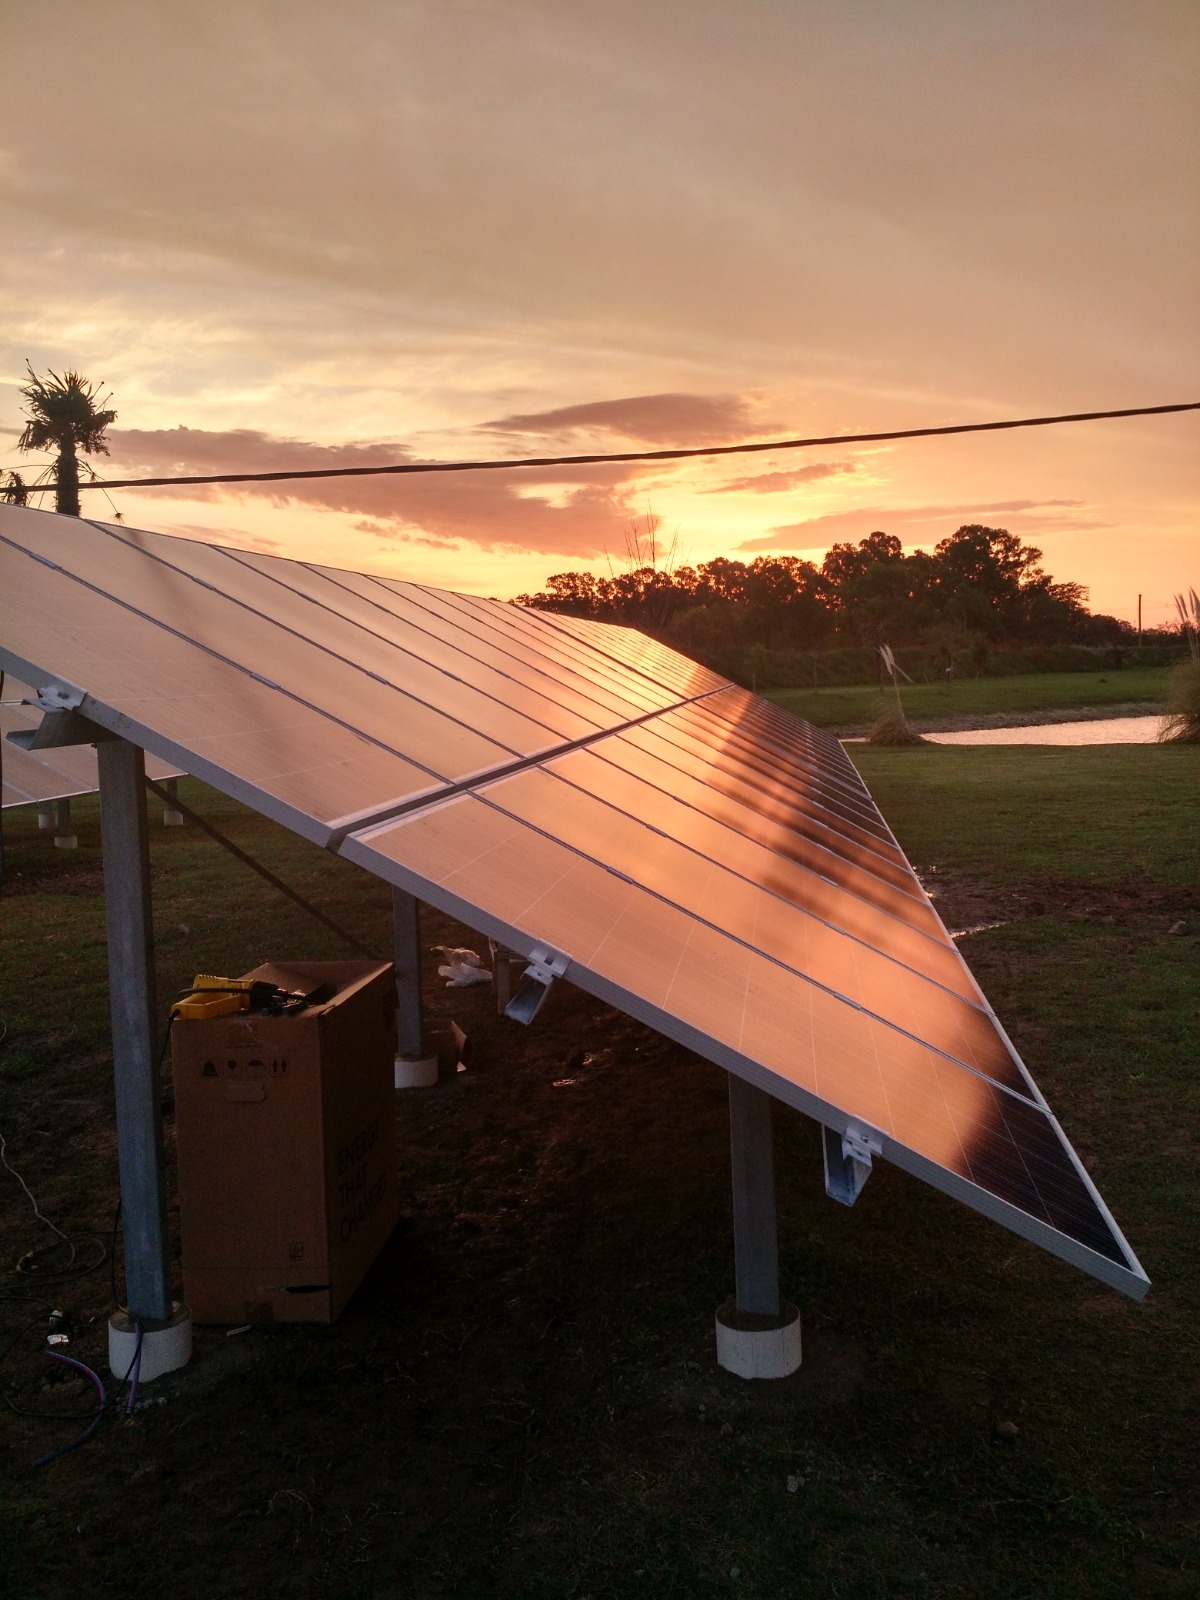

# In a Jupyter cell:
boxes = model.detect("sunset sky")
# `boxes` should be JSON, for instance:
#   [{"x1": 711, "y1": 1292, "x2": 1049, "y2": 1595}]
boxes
[{"x1": 1, "y1": 2, "x2": 1196, "y2": 624}]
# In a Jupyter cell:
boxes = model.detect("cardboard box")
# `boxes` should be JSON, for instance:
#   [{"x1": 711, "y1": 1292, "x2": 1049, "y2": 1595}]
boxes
[{"x1": 171, "y1": 959, "x2": 399, "y2": 1324}]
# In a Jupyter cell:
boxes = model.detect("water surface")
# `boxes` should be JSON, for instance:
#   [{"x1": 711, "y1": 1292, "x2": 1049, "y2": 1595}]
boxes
[{"x1": 924, "y1": 716, "x2": 1163, "y2": 746}]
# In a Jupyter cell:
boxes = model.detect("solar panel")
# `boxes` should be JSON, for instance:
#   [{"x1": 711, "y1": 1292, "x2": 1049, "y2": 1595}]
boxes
[{"x1": 0, "y1": 502, "x2": 1148, "y2": 1300}]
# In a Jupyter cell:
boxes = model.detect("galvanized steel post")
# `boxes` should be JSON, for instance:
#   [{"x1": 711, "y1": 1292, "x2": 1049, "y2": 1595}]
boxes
[
  {"x1": 98, "y1": 738, "x2": 172, "y2": 1323},
  {"x1": 392, "y1": 886, "x2": 425, "y2": 1060},
  {"x1": 728, "y1": 1073, "x2": 780, "y2": 1318}
]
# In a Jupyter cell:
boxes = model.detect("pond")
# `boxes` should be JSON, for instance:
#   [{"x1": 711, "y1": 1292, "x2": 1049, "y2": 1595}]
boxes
[{"x1": 923, "y1": 715, "x2": 1164, "y2": 746}]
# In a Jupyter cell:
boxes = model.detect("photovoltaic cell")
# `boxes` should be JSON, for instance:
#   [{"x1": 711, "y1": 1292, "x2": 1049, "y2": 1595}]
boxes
[
  {"x1": 644, "y1": 702, "x2": 901, "y2": 853},
  {"x1": 618, "y1": 720, "x2": 928, "y2": 912},
  {"x1": 538, "y1": 608, "x2": 732, "y2": 698},
  {"x1": 104, "y1": 528, "x2": 605, "y2": 746},
  {"x1": 308, "y1": 564, "x2": 661, "y2": 723},
  {"x1": 36, "y1": 520, "x2": 561, "y2": 772},
  {"x1": 521, "y1": 744, "x2": 979, "y2": 1001},
  {"x1": 672, "y1": 694, "x2": 885, "y2": 822},
  {"x1": 0, "y1": 502, "x2": 1147, "y2": 1299},
  {"x1": 396, "y1": 584, "x2": 682, "y2": 714},
  {"x1": 0, "y1": 526, "x2": 449, "y2": 838},
  {"x1": 463, "y1": 760, "x2": 1026, "y2": 1091},
  {"x1": 231, "y1": 554, "x2": 650, "y2": 730}
]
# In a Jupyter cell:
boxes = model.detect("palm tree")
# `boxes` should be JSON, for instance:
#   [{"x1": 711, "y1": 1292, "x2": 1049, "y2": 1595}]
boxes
[
  {"x1": 1, "y1": 470, "x2": 29, "y2": 506},
  {"x1": 17, "y1": 364, "x2": 116, "y2": 516}
]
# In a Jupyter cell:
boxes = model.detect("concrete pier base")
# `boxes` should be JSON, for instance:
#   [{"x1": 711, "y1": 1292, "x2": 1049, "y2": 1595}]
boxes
[
  {"x1": 715, "y1": 1298, "x2": 801, "y2": 1380},
  {"x1": 108, "y1": 1303, "x2": 192, "y2": 1384}
]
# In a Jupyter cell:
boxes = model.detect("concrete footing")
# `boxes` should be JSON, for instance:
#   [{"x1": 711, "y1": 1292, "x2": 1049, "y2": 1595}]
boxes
[
  {"x1": 395, "y1": 1052, "x2": 439, "y2": 1089},
  {"x1": 715, "y1": 1297, "x2": 801, "y2": 1380},
  {"x1": 53, "y1": 799, "x2": 76, "y2": 848},
  {"x1": 108, "y1": 1303, "x2": 192, "y2": 1384}
]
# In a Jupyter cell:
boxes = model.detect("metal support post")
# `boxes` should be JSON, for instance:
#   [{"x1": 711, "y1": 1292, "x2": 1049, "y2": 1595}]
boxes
[
  {"x1": 54, "y1": 796, "x2": 77, "y2": 849},
  {"x1": 715, "y1": 1074, "x2": 800, "y2": 1378},
  {"x1": 392, "y1": 886, "x2": 425, "y2": 1059},
  {"x1": 728, "y1": 1073, "x2": 780, "y2": 1318},
  {"x1": 98, "y1": 739, "x2": 172, "y2": 1323},
  {"x1": 162, "y1": 776, "x2": 184, "y2": 826},
  {"x1": 38, "y1": 802, "x2": 54, "y2": 830}
]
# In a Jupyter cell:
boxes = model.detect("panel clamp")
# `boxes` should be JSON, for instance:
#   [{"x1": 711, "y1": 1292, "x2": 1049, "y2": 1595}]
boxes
[
  {"x1": 822, "y1": 1120, "x2": 885, "y2": 1207},
  {"x1": 30, "y1": 682, "x2": 87, "y2": 713},
  {"x1": 505, "y1": 944, "x2": 571, "y2": 1026}
]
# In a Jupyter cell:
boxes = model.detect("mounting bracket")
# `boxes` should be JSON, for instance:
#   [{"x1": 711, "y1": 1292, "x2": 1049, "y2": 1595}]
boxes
[
  {"x1": 505, "y1": 944, "x2": 571, "y2": 1025},
  {"x1": 822, "y1": 1119, "x2": 885, "y2": 1206},
  {"x1": 7, "y1": 705, "x2": 116, "y2": 751}
]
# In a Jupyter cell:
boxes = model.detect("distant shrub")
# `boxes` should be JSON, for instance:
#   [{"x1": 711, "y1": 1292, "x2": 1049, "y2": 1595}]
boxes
[
  {"x1": 1158, "y1": 662, "x2": 1200, "y2": 744},
  {"x1": 867, "y1": 708, "x2": 927, "y2": 745},
  {"x1": 709, "y1": 641, "x2": 1186, "y2": 692}
]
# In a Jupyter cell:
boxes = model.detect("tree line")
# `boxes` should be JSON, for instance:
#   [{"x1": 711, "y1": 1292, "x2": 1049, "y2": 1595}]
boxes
[{"x1": 515, "y1": 526, "x2": 1172, "y2": 683}]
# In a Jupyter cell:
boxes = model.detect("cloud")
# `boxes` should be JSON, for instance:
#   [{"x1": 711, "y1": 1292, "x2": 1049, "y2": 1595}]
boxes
[
  {"x1": 109, "y1": 427, "x2": 402, "y2": 479},
  {"x1": 103, "y1": 426, "x2": 652, "y2": 558},
  {"x1": 737, "y1": 498, "x2": 1106, "y2": 552},
  {"x1": 708, "y1": 458, "x2": 859, "y2": 494},
  {"x1": 482, "y1": 392, "x2": 759, "y2": 445}
]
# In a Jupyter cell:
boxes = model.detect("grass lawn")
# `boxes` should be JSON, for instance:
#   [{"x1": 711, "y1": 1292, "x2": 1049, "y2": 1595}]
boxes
[
  {"x1": 767, "y1": 667, "x2": 1172, "y2": 731},
  {"x1": 0, "y1": 744, "x2": 1197, "y2": 1599}
]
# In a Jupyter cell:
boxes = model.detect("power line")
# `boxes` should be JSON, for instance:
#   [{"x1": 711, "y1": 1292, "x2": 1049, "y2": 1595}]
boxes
[{"x1": 15, "y1": 398, "x2": 1200, "y2": 495}]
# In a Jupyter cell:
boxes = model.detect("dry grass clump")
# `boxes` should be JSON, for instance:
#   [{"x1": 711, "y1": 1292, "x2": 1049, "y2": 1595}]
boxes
[
  {"x1": 1157, "y1": 660, "x2": 1200, "y2": 744},
  {"x1": 868, "y1": 706, "x2": 927, "y2": 745}
]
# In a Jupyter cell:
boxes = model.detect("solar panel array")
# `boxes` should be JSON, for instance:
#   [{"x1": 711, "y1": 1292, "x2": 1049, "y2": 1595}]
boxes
[{"x1": 0, "y1": 502, "x2": 1147, "y2": 1299}]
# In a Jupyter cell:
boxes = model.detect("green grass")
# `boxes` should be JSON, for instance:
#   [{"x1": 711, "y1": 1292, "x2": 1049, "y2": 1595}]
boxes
[
  {"x1": 767, "y1": 667, "x2": 1171, "y2": 730},
  {"x1": 851, "y1": 743, "x2": 1200, "y2": 883},
  {"x1": 1, "y1": 750, "x2": 1197, "y2": 1599}
]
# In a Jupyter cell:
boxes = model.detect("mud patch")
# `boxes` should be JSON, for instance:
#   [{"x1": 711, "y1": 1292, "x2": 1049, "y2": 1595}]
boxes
[{"x1": 917, "y1": 867, "x2": 1199, "y2": 937}]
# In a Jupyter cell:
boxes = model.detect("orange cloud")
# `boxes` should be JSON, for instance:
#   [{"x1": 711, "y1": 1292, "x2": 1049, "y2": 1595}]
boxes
[
  {"x1": 738, "y1": 498, "x2": 1107, "y2": 552},
  {"x1": 105, "y1": 426, "x2": 656, "y2": 558},
  {"x1": 481, "y1": 392, "x2": 759, "y2": 444},
  {"x1": 709, "y1": 459, "x2": 859, "y2": 494}
]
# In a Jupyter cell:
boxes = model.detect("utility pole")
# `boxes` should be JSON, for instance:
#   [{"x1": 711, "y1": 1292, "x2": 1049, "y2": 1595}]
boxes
[{"x1": 1137, "y1": 594, "x2": 1142, "y2": 647}]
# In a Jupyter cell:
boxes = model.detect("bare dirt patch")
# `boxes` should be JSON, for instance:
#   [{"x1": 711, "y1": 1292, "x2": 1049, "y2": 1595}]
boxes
[{"x1": 916, "y1": 866, "x2": 1200, "y2": 938}]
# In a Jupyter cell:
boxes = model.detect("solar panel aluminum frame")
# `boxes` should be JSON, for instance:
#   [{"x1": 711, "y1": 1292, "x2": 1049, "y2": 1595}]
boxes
[{"x1": 341, "y1": 816, "x2": 1149, "y2": 1303}]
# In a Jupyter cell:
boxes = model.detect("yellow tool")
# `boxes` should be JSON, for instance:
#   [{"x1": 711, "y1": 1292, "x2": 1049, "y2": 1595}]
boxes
[
  {"x1": 170, "y1": 975, "x2": 254, "y2": 1021},
  {"x1": 169, "y1": 974, "x2": 314, "y2": 1022},
  {"x1": 171, "y1": 991, "x2": 249, "y2": 1020}
]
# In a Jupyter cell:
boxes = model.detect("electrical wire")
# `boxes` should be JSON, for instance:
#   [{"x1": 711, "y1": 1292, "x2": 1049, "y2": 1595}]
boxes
[
  {"x1": 16, "y1": 399, "x2": 1200, "y2": 495},
  {"x1": 1, "y1": 1319, "x2": 142, "y2": 1469},
  {"x1": 31, "y1": 1351, "x2": 107, "y2": 1469},
  {"x1": 0, "y1": 1123, "x2": 71, "y2": 1246},
  {"x1": 125, "y1": 1322, "x2": 143, "y2": 1415},
  {"x1": 0, "y1": 1069, "x2": 110, "y2": 1296},
  {"x1": 0, "y1": 1315, "x2": 103, "y2": 1423},
  {"x1": 11, "y1": 1234, "x2": 108, "y2": 1288},
  {"x1": 143, "y1": 775, "x2": 377, "y2": 957},
  {"x1": 0, "y1": 1057, "x2": 110, "y2": 1300}
]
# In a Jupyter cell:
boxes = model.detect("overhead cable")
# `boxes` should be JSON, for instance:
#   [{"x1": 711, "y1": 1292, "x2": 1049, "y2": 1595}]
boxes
[{"x1": 22, "y1": 399, "x2": 1200, "y2": 494}]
